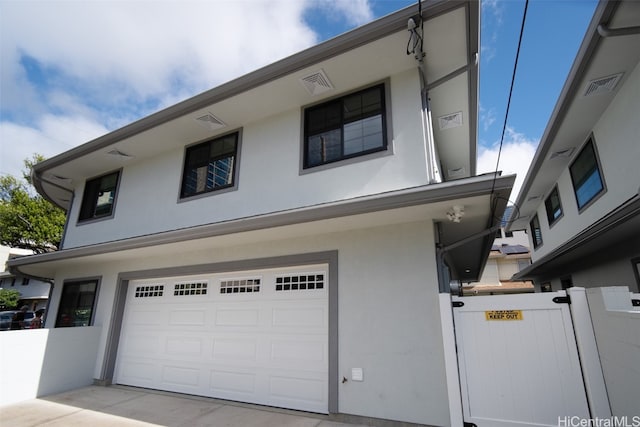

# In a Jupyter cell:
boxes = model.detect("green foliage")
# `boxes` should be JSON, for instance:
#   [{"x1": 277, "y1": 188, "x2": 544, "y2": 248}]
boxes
[
  {"x1": 0, "y1": 288, "x2": 21, "y2": 310},
  {"x1": 0, "y1": 154, "x2": 65, "y2": 253}
]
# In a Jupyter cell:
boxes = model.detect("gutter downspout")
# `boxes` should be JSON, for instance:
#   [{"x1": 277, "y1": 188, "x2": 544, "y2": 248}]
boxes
[
  {"x1": 408, "y1": 14, "x2": 442, "y2": 184},
  {"x1": 597, "y1": 24, "x2": 640, "y2": 37}
]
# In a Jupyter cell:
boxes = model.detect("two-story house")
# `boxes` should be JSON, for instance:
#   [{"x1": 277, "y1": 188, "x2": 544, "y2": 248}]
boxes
[
  {"x1": 506, "y1": 0, "x2": 640, "y2": 294},
  {"x1": 8, "y1": 2, "x2": 514, "y2": 425}
]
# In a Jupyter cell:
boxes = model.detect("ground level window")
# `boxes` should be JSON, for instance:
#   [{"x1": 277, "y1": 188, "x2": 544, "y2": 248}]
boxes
[{"x1": 55, "y1": 279, "x2": 99, "y2": 327}]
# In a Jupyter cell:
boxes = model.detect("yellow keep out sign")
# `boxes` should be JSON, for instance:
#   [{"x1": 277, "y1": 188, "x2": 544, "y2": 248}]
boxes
[{"x1": 485, "y1": 310, "x2": 523, "y2": 321}]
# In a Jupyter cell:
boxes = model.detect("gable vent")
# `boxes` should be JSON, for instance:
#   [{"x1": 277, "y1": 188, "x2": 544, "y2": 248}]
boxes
[
  {"x1": 195, "y1": 112, "x2": 226, "y2": 130},
  {"x1": 438, "y1": 111, "x2": 463, "y2": 130},
  {"x1": 300, "y1": 69, "x2": 334, "y2": 96},
  {"x1": 583, "y1": 73, "x2": 623, "y2": 97}
]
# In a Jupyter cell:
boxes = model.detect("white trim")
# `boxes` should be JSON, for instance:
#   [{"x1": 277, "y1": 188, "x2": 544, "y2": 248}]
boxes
[
  {"x1": 439, "y1": 293, "x2": 463, "y2": 427},
  {"x1": 567, "y1": 287, "x2": 612, "y2": 417}
]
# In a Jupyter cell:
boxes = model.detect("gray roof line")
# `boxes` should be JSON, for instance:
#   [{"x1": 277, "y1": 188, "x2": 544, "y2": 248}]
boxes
[
  {"x1": 9, "y1": 173, "x2": 515, "y2": 268},
  {"x1": 509, "y1": 0, "x2": 618, "y2": 220}
]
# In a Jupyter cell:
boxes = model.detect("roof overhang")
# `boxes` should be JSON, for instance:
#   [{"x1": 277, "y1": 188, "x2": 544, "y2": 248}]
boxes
[
  {"x1": 513, "y1": 192, "x2": 640, "y2": 282},
  {"x1": 11, "y1": 173, "x2": 515, "y2": 283},
  {"x1": 508, "y1": 0, "x2": 640, "y2": 230},
  {"x1": 32, "y1": 0, "x2": 480, "y2": 210}
]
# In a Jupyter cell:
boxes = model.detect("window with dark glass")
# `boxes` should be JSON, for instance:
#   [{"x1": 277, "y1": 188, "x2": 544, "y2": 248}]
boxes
[
  {"x1": 570, "y1": 138, "x2": 605, "y2": 210},
  {"x1": 545, "y1": 186, "x2": 563, "y2": 226},
  {"x1": 79, "y1": 171, "x2": 120, "y2": 221},
  {"x1": 304, "y1": 84, "x2": 387, "y2": 168},
  {"x1": 55, "y1": 279, "x2": 98, "y2": 327},
  {"x1": 181, "y1": 132, "x2": 238, "y2": 198},
  {"x1": 530, "y1": 214, "x2": 543, "y2": 249}
]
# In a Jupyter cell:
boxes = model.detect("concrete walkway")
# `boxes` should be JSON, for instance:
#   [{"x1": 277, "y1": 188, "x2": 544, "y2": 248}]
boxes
[{"x1": 0, "y1": 386, "x2": 372, "y2": 427}]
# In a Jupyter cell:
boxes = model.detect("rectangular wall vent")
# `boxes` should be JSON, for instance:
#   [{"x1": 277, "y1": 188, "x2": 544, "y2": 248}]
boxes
[
  {"x1": 583, "y1": 73, "x2": 623, "y2": 97},
  {"x1": 195, "y1": 112, "x2": 226, "y2": 130},
  {"x1": 438, "y1": 111, "x2": 463, "y2": 130},
  {"x1": 300, "y1": 69, "x2": 334, "y2": 96}
]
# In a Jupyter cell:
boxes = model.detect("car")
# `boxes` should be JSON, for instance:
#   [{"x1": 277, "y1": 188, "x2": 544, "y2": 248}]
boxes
[{"x1": 0, "y1": 310, "x2": 35, "y2": 330}]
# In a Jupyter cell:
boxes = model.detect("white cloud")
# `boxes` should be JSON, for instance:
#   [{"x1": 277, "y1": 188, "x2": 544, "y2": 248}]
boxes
[
  {"x1": 0, "y1": 0, "x2": 378, "y2": 181},
  {"x1": 313, "y1": 0, "x2": 374, "y2": 26},
  {"x1": 477, "y1": 127, "x2": 538, "y2": 203},
  {"x1": 1, "y1": 116, "x2": 109, "y2": 179}
]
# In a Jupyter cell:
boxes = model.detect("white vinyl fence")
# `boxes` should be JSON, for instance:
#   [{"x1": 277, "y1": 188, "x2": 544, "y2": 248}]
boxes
[{"x1": 586, "y1": 287, "x2": 640, "y2": 418}]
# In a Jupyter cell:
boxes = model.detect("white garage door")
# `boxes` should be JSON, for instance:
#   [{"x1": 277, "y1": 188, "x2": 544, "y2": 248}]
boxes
[{"x1": 114, "y1": 264, "x2": 328, "y2": 413}]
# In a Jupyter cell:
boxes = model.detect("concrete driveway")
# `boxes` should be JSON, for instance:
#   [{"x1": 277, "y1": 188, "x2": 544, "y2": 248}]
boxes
[{"x1": 0, "y1": 386, "x2": 374, "y2": 427}]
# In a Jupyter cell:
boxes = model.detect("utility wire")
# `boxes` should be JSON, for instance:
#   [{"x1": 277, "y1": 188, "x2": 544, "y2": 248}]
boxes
[{"x1": 490, "y1": 0, "x2": 529, "y2": 221}]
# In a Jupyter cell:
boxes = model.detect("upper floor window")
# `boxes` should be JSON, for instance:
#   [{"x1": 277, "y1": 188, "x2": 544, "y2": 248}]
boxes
[
  {"x1": 181, "y1": 132, "x2": 239, "y2": 199},
  {"x1": 79, "y1": 171, "x2": 120, "y2": 222},
  {"x1": 303, "y1": 84, "x2": 387, "y2": 168},
  {"x1": 530, "y1": 214, "x2": 543, "y2": 249},
  {"x1": 544, "y1": 186, "x2": 563, "y2": 226},
  {"x1": 570, "y1": 138, "x2": 605, "y2": 210}
]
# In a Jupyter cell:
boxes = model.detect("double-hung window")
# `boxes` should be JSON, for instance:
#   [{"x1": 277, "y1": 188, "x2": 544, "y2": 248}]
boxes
[
  {"x1": 530, "y1": 214, "x2": 543, "y2": 249},
  {"x1": 78, "y1": 171, "x2": 120, "y2": 222},
  {"x1": 544, "y1": 186, "x2": 563, "y2": 226},
  {"x1": 570, "y1": 138, "x2": 605, "y2": 210},
  {"x1": 181, "y1": 132, "x2": 239, "y2": 199},
  {"x1": 304, "y1": 84, "x2": 387, "y2": 168}
]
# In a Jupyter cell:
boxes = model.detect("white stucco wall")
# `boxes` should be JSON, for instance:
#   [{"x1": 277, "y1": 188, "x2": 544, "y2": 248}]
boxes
[
  {"x1": 530, "y1": 61, "x2": 640, "y2": 262},
  {"x1": 0, "y1": 327, "x2": 101, "y2": 405},
  {"x1": 47, "y1": 220, "x2": 451, "y2": 426},
  {"x1": 62, "y1": 70, "x2": 431, "y2": 249}
]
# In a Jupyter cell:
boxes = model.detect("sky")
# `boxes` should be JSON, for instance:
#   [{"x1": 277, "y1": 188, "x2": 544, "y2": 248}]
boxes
[{"x1": 0, "y1": 0, "x2": 598, "y2": 202}]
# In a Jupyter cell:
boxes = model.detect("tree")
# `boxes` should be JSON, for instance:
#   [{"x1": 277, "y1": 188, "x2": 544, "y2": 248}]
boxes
[
  {"x1": 0, "y1": 288, "x2": 21, "y2": 310},
  {"x1": 0, "y1": 154, "x2": 66, "y2": 253}
]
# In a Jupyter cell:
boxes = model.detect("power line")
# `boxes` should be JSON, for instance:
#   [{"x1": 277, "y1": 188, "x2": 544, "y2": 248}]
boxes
[{"x1": 490, "y1": 0, "x2": 529, "y2": 221}]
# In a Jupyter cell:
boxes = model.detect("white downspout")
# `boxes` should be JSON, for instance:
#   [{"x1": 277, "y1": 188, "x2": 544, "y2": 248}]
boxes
[{"x1": 408, "y1": 16, "x2": 442, "y2": 184}]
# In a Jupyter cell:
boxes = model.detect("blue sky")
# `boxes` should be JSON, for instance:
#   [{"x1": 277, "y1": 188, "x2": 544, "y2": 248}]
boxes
[{"x1": 0, "y1": 0, "x2": 598, "y2": 199}]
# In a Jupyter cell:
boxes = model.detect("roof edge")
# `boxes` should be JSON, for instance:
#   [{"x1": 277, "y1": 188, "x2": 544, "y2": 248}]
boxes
[
  {"x1": 10, "y1": 173, "x2": 515, "y2": 269},
  {"x1": 511, "y1": 0, "x2": 618, "y2": 215}
]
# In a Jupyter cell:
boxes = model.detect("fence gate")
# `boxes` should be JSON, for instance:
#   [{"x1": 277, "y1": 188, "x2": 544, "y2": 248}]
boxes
[{"x1": 452, "y1": 291, "x2": 590, "y2": 427}]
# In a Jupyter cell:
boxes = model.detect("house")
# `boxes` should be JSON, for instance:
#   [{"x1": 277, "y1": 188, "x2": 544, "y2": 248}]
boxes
[
  {"x1": 506, "y1": 0, "x2": 640, "y2": 419},
  {"x1": 506, "y1": 0, "x2": 640, "y2": 294},
  {"x1": 463, "y1": 206, "x2": 534, "y2": 295},
  {"x1": 5, "y1": 2, "x2": 515, "y2": 425},
  {"x1": 0, "y1": 246, "x2": 50, "y2": 311}
]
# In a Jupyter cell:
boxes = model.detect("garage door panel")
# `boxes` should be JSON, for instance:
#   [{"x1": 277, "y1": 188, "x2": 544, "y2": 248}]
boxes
[
  {"x1": 165, "y1": 336, "x2": 204, "y2": 356},
  {"x1": 162, "y1": 364, "x2": 201, "y2": 388},
  {"x1": 212, "y1": 338, "x2": 258, "y2": 361},
  {"x1": 210, "y1": 369, "x2": 257, "y2": 395},
  {"x1": 115, "y1": 264, "x2": 329, "y2": 413}
]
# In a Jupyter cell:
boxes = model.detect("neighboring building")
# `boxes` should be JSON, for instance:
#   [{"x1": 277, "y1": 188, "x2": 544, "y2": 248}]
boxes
[
  {"x1": 0, "y1": 246, "x2": 50, "y2": 311},
  {"x1": 7, "y1": 2, "x2": 515, "y2": 425},
  {"x1": 463, "y1": 206, "x2": 534, "y2": 295},
  {"x1": 506, "y1": 0, "x2": 640, "y2": 294}
]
